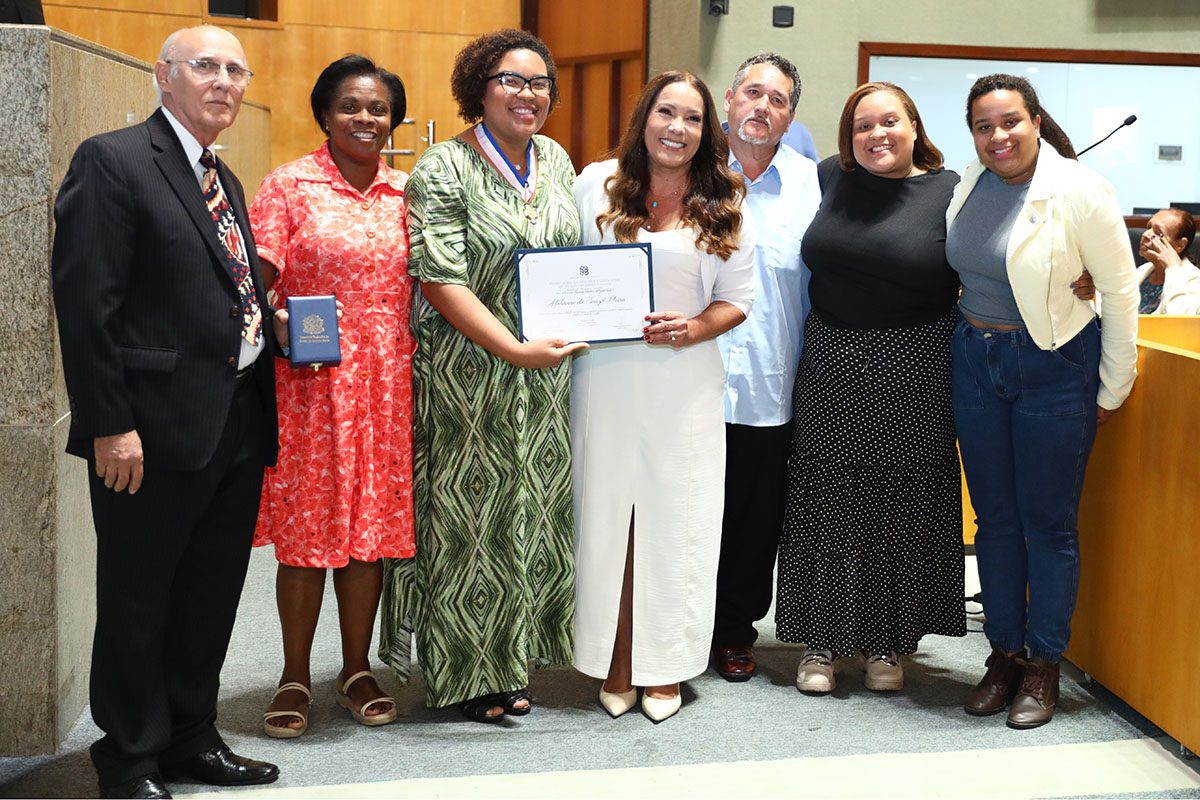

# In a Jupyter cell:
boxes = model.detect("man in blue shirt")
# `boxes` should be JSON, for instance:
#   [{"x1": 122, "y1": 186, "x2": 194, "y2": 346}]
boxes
[
  {"x1": 781, "y1": 119, "x2": 819, "y2": 163},
  {"x1": 713, "y1": 53, "x2": 821, "y2": 682}
]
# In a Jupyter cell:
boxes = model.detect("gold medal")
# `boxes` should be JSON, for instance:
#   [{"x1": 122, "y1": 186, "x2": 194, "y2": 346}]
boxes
[{"x1": 524, "y1": 203, "x2": 538, "y2": 224}]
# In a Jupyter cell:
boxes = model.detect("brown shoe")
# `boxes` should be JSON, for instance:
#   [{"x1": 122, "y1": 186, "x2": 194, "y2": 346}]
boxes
[
  {"x1": 964, "y1": 645, "x2": 1025, "y2": 716},
  {"x1": 1007, "y1": 657, "x2": 1060, "y2": 729},
  {"x1": 712, "y1": 646, "x2": 756, "y2": 682}
]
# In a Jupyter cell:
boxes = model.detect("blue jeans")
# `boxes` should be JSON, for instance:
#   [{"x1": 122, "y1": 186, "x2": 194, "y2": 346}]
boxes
[{"x1": 951, "y1": 319, "x2": 1101, "y2": 662}]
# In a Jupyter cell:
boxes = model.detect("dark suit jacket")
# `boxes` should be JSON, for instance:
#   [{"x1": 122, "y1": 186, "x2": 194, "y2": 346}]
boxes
[
  {"x1": 52, "y1": 108, "x2": 279, "y2": 471},
  {"x1": 0, "y1": 0, "x2": 45, "y2": 23}
]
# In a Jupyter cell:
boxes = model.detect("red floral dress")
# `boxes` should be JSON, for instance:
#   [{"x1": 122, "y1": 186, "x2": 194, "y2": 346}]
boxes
[{"x1": 249, "y1": 143, "x2": 415, "y2": 567}]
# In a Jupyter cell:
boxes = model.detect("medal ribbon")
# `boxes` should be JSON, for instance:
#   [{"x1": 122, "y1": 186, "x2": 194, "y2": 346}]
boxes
[{"x1": 475, "y1": 123, "x2": 537, "y2": 202}]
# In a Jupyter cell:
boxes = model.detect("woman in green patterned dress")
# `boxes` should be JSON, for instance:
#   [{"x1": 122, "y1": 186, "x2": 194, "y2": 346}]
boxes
[{"x1": 379, "y1": 28, "x2": 586, "y2": 722}]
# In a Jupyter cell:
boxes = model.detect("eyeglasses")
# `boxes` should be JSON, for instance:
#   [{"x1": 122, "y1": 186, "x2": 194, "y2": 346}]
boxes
[
  {"x1": 166, "y1": 58, "x2": 254, "y2": 88},
  {"x1": 487, "y1": 72, "x2": 555, "y2": 96}
]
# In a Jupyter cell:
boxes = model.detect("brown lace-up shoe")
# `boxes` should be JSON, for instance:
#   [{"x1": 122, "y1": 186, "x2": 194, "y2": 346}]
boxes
[
  {"x1": 964, "y1": 645, "x2": 1025, "y2": 716},
  {"x1": 1007, "y1": 656, "x2": 1061, "y2": 729},
  {"x1": 712, "y1": 646, "x2": 757, "y2": 682}
]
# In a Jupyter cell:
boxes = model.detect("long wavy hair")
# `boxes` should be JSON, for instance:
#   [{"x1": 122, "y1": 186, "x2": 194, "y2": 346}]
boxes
[
  {"x1": 596, "y1": 71, "x2": 745, "y2": 260},
  {"x1": 965, "y1": 73, "x2": 1077, "y2": 159}
]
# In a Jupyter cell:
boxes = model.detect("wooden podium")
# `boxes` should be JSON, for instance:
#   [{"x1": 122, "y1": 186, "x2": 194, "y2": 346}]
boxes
[{"x1": 1067, "y1": 316, "x2": 1200, "y2": 754}]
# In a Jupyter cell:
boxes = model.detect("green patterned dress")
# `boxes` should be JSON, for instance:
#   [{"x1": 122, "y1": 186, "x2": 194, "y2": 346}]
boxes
[{"x1": 379, "y1": 135, "x2": 580, "y2": 708}]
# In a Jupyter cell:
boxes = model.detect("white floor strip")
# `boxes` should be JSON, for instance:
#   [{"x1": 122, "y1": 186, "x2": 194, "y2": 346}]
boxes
[{"x1": 179, "y1": 737, "x2": 1200, "y2": 799}]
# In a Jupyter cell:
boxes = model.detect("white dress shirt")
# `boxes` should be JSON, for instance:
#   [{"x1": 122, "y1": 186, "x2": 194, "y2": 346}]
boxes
[{"x1": 161, "y1": 106, "x2": 263, "y2": 369}]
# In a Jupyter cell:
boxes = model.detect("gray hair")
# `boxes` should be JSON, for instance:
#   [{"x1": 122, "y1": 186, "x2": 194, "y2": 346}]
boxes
[{"x1": 730, "y1": 52, "x2": 802, "y2": 113}]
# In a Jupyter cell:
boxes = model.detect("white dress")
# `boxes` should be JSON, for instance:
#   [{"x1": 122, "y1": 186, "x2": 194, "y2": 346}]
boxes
[{"x1": 571, "y1": 159, "x2": 756, "y2": 684}]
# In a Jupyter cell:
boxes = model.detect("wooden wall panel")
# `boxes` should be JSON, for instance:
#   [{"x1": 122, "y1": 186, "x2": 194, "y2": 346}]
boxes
[
  {"x1": 538, "y1": 64, "x2": 574, "y2": 162},
  {"x1": 263, "y1": 28, "x2": 484, "y2": 170},
  {"x1": 43, "y1": 5, "x2": 195, "y2": 63},
  {"x1": 47, "y1": 0, "x2": 201, "y2": 16},
  {"x1": 535, "y1": 0, "x2": 647, "y2": 170},
  {"x1": 284, "y1": 0, "x2": 518, "y2": 33},
  {"x1": 537, "y1": 0, "x2": 643, "y2": 60},
  {"x1": 578, "y1": 62, "x2": 613, "y2": 164},
  {"x1": 43, "y1": 0, "x2": 521, "y2": 180},
  {"x1": 618, "y1": 57, "x2": 643, "y2": 133}
]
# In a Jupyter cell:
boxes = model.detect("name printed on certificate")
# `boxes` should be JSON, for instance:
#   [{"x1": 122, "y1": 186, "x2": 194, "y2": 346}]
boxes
[{"x1": 515, "y1": 242, "x2": 654, "y2": 344}]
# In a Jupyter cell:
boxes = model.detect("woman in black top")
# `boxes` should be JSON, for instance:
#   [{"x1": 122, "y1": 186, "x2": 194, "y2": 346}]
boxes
[{"x1": 776, "y1": 82, "x2": 966, "y2": 694}]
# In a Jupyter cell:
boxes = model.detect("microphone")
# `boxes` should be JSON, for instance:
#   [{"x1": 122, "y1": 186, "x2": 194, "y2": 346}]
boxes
[{"x1": 1077, "y1": 115, "x2": 1137, "y2": 157}]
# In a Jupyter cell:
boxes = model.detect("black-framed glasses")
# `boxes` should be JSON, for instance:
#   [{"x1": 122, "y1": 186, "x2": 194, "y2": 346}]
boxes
[
  {"x1": 487, "y1": 72, "x2": 555, "y2": 96},
  {"x1": 166, "y1": 58, "x2": 254, "y2": 87}
]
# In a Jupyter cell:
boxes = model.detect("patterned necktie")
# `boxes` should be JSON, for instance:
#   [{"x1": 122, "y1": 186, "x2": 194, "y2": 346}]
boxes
[{"x1": 200, "y1": 149, "x2": 261, "y2": 346}]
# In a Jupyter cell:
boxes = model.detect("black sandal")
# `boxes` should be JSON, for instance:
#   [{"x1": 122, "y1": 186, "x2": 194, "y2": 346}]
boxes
[
  {"x1": 458, "y1": 694, "x2": 504, "y2": 723},
  {"x1": 498, "y1": 688, "x2": 532, "y2": 716}
]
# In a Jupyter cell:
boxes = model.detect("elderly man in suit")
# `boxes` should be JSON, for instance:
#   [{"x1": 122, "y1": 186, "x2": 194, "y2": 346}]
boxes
[{"x1": 53, "y1": 25, "x2": 280, "y2": 799}]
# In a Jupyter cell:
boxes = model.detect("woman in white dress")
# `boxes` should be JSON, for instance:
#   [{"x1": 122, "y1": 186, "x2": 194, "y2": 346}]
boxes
[{"x1": 571, "y1": 70, "x2": 756, "y2": 722}]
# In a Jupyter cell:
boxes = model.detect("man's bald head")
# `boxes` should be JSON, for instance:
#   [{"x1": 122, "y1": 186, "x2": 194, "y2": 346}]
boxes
[{"x1": 154, "y1": 25, "x2": 249, "y2": 147}]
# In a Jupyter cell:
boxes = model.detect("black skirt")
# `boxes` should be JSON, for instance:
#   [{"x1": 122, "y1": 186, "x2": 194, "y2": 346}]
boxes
[{"x1": 775, "y1": 310, "x2": 966, "y2": 656}]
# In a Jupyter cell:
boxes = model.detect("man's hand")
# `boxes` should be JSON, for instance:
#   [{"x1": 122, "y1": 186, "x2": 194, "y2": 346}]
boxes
[
  {"x1": 94, "y1": 430, "x2": 144, "y2": 493},
  {"x1": 272, "y1": 309, "x2": 289, "y2": 349}
]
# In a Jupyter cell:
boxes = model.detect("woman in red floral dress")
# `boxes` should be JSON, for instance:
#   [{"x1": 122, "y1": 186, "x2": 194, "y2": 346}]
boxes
[{"x1": 249, "y1": 55, "x2": 414, "y2": 737}]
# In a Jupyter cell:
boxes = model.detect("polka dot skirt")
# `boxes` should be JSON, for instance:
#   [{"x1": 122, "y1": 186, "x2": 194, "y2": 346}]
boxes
[{"x1": 775, "y1": 310, "x2": 967, "y2": 657}]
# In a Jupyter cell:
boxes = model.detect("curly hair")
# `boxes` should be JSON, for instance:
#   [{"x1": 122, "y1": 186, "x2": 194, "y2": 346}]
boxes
[
  {"x1": 450, "y1": 28, "x2": 559, "y2": 123},
  {"x1": 596, "y1": 71, "x2": 745, "y2": 260},
  {"x1": 837, "y1": 82, "x2": 944, "y2": 174},
  {"x1": 310, "y1": 54, "x2": 407, "y2": 132},
  {"x1": 965, "y1": 73, "x2": 1077, "y2": 159}
]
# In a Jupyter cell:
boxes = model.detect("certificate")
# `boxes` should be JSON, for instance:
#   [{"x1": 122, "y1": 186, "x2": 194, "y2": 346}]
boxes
[{"x1": 515, "y1": 242, "x2": 653, "y2": 343}]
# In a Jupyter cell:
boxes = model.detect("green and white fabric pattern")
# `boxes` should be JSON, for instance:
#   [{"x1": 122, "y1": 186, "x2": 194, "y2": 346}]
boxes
[{"x1": 380, "y1": 136, "x2": 581, "y2": 708}]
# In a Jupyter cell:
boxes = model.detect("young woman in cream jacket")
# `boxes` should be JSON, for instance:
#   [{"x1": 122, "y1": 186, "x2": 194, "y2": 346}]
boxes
[{"x1": 944, "y1": 74, "x2": 1138, "y2": 731}]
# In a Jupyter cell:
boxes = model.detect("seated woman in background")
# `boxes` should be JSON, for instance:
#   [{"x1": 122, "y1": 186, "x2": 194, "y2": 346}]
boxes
[
  {"x1": 1136, "y1": 208, "x2": 1200, "y2": 315},
  {"x1": 948, "y1": 73, "x2": 1138, "y2": 729},
  {"x1": 572, "y1": 70, "x2": 755, "y2": 723},
  {"x1": 251, "y1": 54, "x2": 413, "y2": 737}
]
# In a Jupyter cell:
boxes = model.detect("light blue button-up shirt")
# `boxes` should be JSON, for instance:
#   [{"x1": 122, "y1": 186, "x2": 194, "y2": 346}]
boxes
[{"x1": 718, "y1": 141, "x2": 821, "y2": 427}]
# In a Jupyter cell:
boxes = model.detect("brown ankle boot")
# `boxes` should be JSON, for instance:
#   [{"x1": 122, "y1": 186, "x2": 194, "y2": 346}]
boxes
[
  {"x1": 964, "y1": 645, "x2": 1025, "y2": 716},
  {"x1": 1007, "y1": 656, "x2": 1060, "y2": 729}
]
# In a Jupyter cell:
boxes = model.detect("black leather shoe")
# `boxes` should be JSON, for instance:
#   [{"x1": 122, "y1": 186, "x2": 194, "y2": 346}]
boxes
[
  {"x1": 98, "y1": 773, "x2": 172, "y2": 798},
  {"x1": 162, "y1": 744, "x2": 279, "y2": 786}
]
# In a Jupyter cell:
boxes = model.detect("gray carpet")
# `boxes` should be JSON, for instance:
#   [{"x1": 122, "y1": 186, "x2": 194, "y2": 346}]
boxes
[{"x1": 2, "y1": 548, "x2": 1197, "y2": 798}]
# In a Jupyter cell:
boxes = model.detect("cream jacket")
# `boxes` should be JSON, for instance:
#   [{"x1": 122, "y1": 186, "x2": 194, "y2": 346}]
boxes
[
  {"x1": 947, "y1": 143, "x2": 1139, "y2": 409},
  {"x1": 1136, "y1": 259, "x2": 1200, "y2": 315}
]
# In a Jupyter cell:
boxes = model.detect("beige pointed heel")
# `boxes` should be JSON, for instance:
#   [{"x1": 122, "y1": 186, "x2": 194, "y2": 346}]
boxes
[
  {"x1": 641, "y1": 691, "x2": 681, "y2": 723},
  {"x1": 336, "y1": 670, "x2": 397, "y2": 727},
  {"x1": 263, "y1": 682, "x2": 311, "y2": 739},
  {"x1": 599, "y1": 687, "x2": 638, "y2": 718}
]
